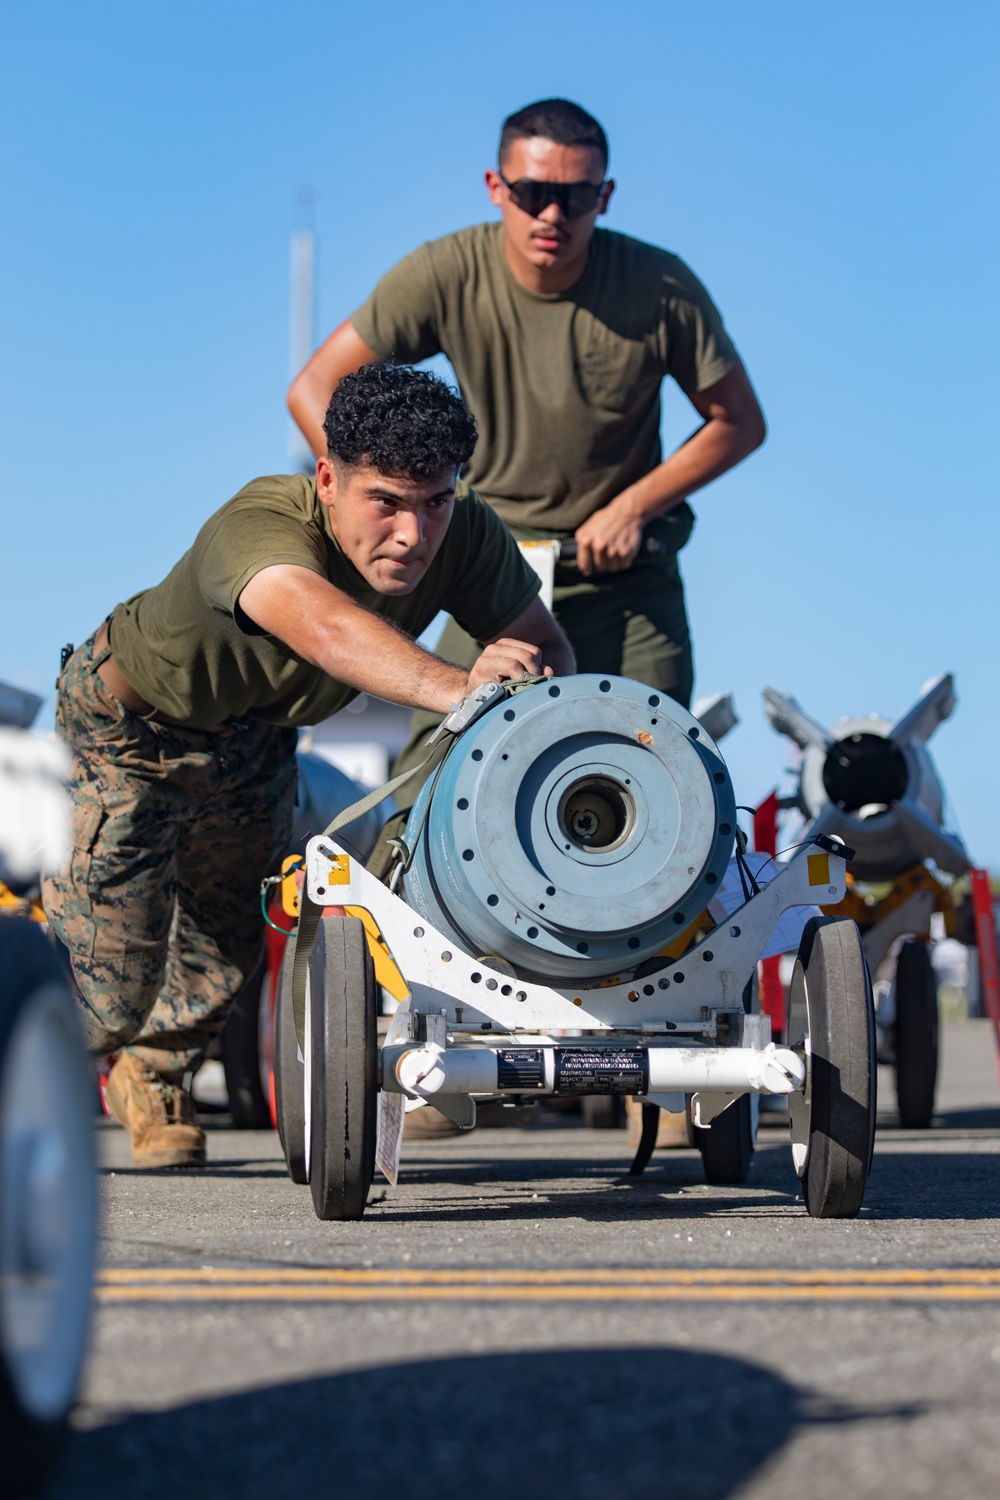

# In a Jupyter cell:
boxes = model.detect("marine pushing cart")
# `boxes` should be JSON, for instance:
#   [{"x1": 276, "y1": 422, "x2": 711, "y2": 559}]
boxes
[{"x1": 273, "y1": 674, "x2": 876, "y2": 1223}]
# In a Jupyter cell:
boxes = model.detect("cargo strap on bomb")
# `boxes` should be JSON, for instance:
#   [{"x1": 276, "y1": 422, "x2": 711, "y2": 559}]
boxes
[{"x1": 288, "y1": 675, "x2": 547, "y2": 1055}]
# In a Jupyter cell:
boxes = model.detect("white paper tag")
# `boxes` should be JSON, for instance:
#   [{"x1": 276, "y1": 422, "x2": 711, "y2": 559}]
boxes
[
  {"x1": 376, "y1": 1090, "x2": 405, "y2": 1186},
  {"x1": 375, "y1": 999, "x2": 411, "y2": 1185}
]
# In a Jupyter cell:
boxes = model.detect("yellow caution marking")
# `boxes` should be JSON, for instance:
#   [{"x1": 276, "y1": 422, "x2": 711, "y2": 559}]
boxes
[
  {"x1": 345, "y1": 906, "x2": 409, "y2": 1001},
  {"x1": 280, "y1": 855, "x2": 303, "y2": 917},
  {"x1": 327, "y1": 854, "x2": 351, "y2": 886},
  {"x1": 807, "y1": 852, "x2": 831, "y2": 886},
  {"x1": 0, "y1": 881, "x2": 46, "y2": 920}
]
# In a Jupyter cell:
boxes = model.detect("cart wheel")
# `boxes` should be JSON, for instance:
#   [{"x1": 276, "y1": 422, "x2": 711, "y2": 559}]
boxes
[
  {"x1": 787, "y1": 916, "x2": 875, "y2": 1218},
  {"x1": 694, "y1": 1093, "x2": 754, "y2": 1184},
  {"x1": 306, "y1": 916, "x2": 377, "y2": 1222},
  {"x1": 581, "y1": 1095, "x2": 625, "y2": 1129},
  {"x1": 274, "y1": 941, "x2": 308, "y2": 1184},
  {"x1": 0, "y1": 920, "x2": 97, "y2": 1495},
  {"x1": 894, "y1": 939, "x2": 938, "y2": 1130},
  {"x1": 221, "y1": 960, "x2": 273, "y2": 1129}
]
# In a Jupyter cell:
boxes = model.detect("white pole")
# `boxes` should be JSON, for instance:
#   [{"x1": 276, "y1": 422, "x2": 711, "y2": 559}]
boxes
[{"x1": 288, "y1": 224, "x2": 316, "y2": 471}]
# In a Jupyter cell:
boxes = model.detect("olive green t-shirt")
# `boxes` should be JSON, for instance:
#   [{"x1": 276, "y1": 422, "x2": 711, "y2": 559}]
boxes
[
  {"x1": 351, "y1": 222, "x2": 737, "y2": 534},
  {"x1": 109, "y1": 473, "x2": 540, "y2": 728}
]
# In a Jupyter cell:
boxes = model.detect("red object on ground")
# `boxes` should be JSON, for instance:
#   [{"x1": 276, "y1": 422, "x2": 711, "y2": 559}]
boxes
[
  {"x1": 753, "y1": 791, "x2": 785, "y2": 1038},
  {"x1": 970, "y1": 868, "x2": 1000, "y2": 1085},
  {"x1": 264, "y1": 897, "x2": 295, "y2": 1130}
]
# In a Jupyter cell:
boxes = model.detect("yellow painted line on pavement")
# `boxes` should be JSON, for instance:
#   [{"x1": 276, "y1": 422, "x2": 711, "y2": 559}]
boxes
[
  {"x1": 94, "y1": 1266, "x2": 1000, "y2": 1304},
  {"x1": 98, "y1": 1265, "x2": 1000, "y2": 1286}
]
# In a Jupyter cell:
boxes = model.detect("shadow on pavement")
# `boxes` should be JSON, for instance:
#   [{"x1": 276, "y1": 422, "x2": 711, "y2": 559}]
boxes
[
  {"x1": 54, "y1": 1346, "x2": 836, "y2": 1500},
  {"x1": 863, "y1": 1148, "x2": 1000, "y2": 1220},
  {"x1": 933, "y1": 1106, "x2": 1000, "y2": 1130}
]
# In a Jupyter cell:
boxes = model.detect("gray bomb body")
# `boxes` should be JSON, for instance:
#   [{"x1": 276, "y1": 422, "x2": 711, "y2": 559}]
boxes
[{"x1": 403, "y1": 674, "x2": 737, "y2": 981}]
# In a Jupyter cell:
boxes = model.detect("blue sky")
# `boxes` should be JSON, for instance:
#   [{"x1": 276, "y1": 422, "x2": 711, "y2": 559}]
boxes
[{"x1": 2, "y1": 2, "x2": 998, "y2": 862}]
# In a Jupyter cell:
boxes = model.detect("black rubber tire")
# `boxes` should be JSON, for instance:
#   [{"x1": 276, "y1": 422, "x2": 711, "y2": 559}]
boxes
[
  {"x1": 0, "y1": 920, "x2": 96, "y2": 1497},
  {"x1": 894, "y1": 939, "x2": 938, "y2": 1130},
  {"x1": 581, "y1": 1095, "x2": 625, "y2": 1129},
  {"x1": 787, "y1": 916, "x2": 876, "y2": 1219},
  {"x1": 694, "y1": 1093, "x2": 754, "y2": 1184},
  {"x1": 221, "y1": 959, "x2": 272, "y2": 1129},
  {"x1": 274, "y1": 940, "x2": 308, "y2": 1185},
  {"x1": 307, "y1": 916, "x2": 377, "y2": 1221}
]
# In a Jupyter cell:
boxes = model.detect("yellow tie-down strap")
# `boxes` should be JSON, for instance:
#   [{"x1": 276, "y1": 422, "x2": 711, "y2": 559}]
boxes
[{"x1": 279, "y1": 853, "x2": 409, "y2": 1001}]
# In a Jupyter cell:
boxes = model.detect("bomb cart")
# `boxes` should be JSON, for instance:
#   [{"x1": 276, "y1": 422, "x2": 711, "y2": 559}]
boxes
[
  {"x1": 765, "y1": 674, "x2": 969, "y2": 1129},
  {"x1": 274, "y1": 674, "x2": 876, "y2": 1223}
]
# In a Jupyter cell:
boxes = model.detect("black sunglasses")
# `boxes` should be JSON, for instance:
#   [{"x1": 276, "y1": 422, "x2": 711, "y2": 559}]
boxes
[{"x1": 498, "y1": 173, "x2": 606, "y2": 221}]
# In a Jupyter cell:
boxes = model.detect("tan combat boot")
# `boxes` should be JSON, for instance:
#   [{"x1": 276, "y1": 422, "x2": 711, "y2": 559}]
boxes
[{"x1": 106, "y1": 1051, "x2": 206, "y2": 1168}]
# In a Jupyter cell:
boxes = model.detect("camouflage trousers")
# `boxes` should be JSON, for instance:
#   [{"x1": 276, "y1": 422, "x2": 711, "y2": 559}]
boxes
[{"x1": 42, "y1": 627, "x2": 297, "y2": 1082}]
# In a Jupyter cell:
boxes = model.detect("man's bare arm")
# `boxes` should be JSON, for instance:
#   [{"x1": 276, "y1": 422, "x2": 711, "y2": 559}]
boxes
[
  {"x1": 574, "y1": 358, "x2": 766, "y2": 575},
  {"x1": 477, "y1": 595, "x2": 576, "y2": 684},
  {"x1": 238, "y1": 565, "x2": 568, "y2": 712},
  {"x1": 287, "y1": 320, "x2": 377, "y2": 459}
]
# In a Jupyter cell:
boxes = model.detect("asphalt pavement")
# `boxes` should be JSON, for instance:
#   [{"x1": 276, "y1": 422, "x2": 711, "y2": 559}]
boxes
[{"x1": 50, "y1": 1018, "x2": 1000, "y2": 1500}]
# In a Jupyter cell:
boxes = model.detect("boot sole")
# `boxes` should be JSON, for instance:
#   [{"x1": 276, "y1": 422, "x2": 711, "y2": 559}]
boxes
[{"x1": 131, "y1": 1148, "x2": 207, "y2": 1169}]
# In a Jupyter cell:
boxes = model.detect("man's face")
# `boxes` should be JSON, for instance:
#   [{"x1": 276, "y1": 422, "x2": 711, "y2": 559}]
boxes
[
  {"x1": 316, "y1": 460, "x2": 456, "y2": 595},
  {"x1": 486, "y1": 137, "x2": 613, "y2": 274}
]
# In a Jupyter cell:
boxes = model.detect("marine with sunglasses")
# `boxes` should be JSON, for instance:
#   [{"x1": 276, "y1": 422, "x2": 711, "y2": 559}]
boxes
[{"x1": 289, "y1": 98, "x2": 765, "y2": 834}]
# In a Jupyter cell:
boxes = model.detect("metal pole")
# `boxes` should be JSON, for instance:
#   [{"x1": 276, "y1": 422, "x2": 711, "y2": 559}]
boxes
[{"x1": 288, "y1": 216, "x2": 316, "y2": 471}]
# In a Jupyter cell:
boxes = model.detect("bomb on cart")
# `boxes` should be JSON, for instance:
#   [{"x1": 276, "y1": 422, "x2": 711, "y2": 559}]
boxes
[{"x1": 276, "y1": 674, "x2": 876, "y2": 1223}]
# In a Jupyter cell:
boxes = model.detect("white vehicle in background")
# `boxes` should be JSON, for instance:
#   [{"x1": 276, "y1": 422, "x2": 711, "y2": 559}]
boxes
[{"x1": 0, "y1": 681, "x2": 97, "y2": 1496}]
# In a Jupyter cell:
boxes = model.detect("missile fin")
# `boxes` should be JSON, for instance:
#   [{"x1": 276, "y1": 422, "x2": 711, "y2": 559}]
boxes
[
  {"x1": 693, "y1": 691, "x2": 738, "y2": 743},
  {"x1": 893, "y1": 796, "x2": 969, "y2": 877},
  {"x1": 889, "y1": 674, "x2": 956, "y2": 746},
  {"x1": 762, "y1": 688, "x2": 833, "y2": 751}
]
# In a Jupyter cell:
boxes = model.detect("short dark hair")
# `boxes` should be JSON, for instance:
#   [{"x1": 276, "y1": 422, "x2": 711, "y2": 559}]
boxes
[
  {"x1": 499, "y1": 98, "x2": 609, "y2": 171},
  {"x1": 323, "y1": 363, "x2": 477, "y2": 480}
]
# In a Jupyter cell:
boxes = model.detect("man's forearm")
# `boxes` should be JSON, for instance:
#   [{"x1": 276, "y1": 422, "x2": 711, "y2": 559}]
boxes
[
  {"x1": 301, "y1": 607, "x2": 469, "y2": 714},
  {"x1": 572, "y1": 359, "x2": 766, "y2": 574},
  {"x1": 540, "y1": 629, "x2": 576, "y2": 678},
  {"x1": 616, "y1": 414, "x2": 760, "y2": 527},
  {"x1": 239, "y1": 566, "x2": 469, "y2": 713},
  {"x1": 287, "y1": 319, "x2": 378, "y2": 458},
  {"x1": 487, "y1": 597, "x2": 576, "y2": 679}
]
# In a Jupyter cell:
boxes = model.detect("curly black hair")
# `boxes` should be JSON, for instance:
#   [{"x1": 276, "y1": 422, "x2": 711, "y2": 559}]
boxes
[{"x1": 322, "y1": 362, "x2": 477, "y2": 479}]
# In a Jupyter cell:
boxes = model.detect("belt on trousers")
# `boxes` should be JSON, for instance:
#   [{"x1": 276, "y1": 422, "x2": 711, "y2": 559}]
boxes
[
  {"x1": 94, "y1": 621, "x2": 157, "y2": 714},
  {"x1": 93, "y1": 621, "x2": 227, "y2": 732}
]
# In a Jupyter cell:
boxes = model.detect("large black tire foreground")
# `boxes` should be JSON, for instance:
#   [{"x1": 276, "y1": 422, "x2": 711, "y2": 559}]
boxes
[
  {"x1": 0, "y1": 920, "x2": 97, "y2": 1497},
  {"x1": 695, "y1": 1093, "x2": 755, "y2": 1185},
  {"x1": 787, "y1": 916, "x2": 876, "y2": 1219},
  {"x1": 306, "y1": 916, "x2": 378, "y2": 1221},
  {"x1": 221, "y1": 960, "x2": 272, "y2": 1130},
  {"x1": 274, "y1": 941, "x2": 307, "y2": 1185},
  {"x1": 894, "y1": 938, "x2": 939, "y2": 1130}
]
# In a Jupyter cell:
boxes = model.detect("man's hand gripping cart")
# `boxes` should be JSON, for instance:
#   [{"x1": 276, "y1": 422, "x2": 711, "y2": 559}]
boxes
[{"x1": 279, "y1": 674, "x2": 876, "y2": 1224}]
